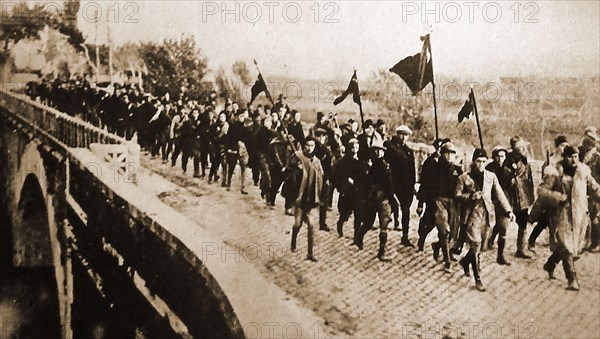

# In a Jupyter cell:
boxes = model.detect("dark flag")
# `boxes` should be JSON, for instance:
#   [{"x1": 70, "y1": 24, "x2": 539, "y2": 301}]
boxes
[
  {"x1": 458, "y1": 91, "x2": 475, "y2": 122},
  {"x1": 250, "y1": 73, "x2": 273, "y2": 104},
  {"x1": 333, "y1": 71, "x2": 361, "y2": 106},
  {"x1": 389, "y1": 34, "x2": 433, "y2": 96}
]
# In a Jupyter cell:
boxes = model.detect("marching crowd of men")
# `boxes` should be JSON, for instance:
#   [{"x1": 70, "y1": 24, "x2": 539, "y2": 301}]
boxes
[{"x1": 26, "y1": 79, "x2": 600, "y2": 293}]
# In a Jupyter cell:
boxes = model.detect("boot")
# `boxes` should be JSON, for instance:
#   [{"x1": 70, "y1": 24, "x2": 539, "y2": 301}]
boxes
[
  {"x1": 487, "y1": 225, "x2": 498, "y2": 249},
  {"x1": 291, "y1": 227, "x2": 299, "y2": 252},
  {"x1": 400, "y1": 237, "x2": 415, "y2": 248},
  {"x1": 459, "y1": 255, "x2": 470, "y2": 277},
  {"x1": 496, "y1": 238, "x2": 511, "y2": 266},
  {"x1": 563, "y1": 254, "x2": 579, "y2": 291},
  {"x1": 516, "y1": 227, "x2": 532, "y2": 259},
  {"x1": 566, "y1": 273, "x2": 580, "y2": 291},
  {"x1": 475, "y1": 279, "x2": 486, "y2": 292},
  {"x1": 417, "y1": 235, "x2": 425, "y2": 252},
  {"x1": 336, "y1": 220, "x2": 344, "y2": 238},
  {"x1": 319, "y1": 207, "x2": 331, "y2": 232},
  {"x1": 472, "y1": 253, "x2": 485, "y2": 291},
  {"x1": 441, "y1": 239, "x2": 451, "y2": 266},
  {"x1": 377, "y1": 233, "x2": 391, "y2": 262},
  {"x1": 431, "y1": 242, "x2": 440, "y2": 261},
  {"x1": 443, "y1": 262, "x2": 452, "y2": 273}
]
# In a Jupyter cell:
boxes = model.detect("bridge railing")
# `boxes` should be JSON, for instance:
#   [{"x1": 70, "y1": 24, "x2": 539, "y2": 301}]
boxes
[{"x1": 0, "y1": 88, "x2": 140, "y2": 183}]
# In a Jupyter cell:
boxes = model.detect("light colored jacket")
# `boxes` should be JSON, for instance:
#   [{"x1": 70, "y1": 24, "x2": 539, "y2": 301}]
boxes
[
  {"x1": 538, "y1": 161, "x2": 600, "y2": 255},
  {"x1": 455, "y1": 169, "x2": 512, "y2": 228}
]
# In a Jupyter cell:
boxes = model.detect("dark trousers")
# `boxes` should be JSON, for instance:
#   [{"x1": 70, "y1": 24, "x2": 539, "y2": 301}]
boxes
[
  {"x1": 545, "y1": 250, "x2": 576, "y2": 282},
  {"x1": 269, "y1": 165, "x2": 285, "y2": 205},
  {"x1": 257, "y1": 153, "x2": 271, "y2": 200},
  {"x1": 319, "y1": 182, "x2": 331, "y2": 228},
  {"x1": 417, "y1": 201, "x2": 436, "y2": 247},
  {"x1": 337, "y1": 193, "x2": 363, "y2": 238},
  {"x1": 392, "y1": 192, "x2": 413, "y2": 239},
  {"x1": 209, "y1": 149, "x2": 222, "y2": 181},
  {"x1": 171, "y1": 139, "x2": 182, "y2": 166},
  {"x1": 199, "y1": 149, "x2": 209, "y2": 176},
  {"x1": 515, "y1": 208, "x2": 529, "y2": 253},
  {"x1": 528, "y1": 211, "x2": 550, "y2": 246}
]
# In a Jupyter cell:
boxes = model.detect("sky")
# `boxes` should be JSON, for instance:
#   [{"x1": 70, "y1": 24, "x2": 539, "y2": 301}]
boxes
[{"x1": 70, "y1": 0, "x2": 600, "y2": 81}]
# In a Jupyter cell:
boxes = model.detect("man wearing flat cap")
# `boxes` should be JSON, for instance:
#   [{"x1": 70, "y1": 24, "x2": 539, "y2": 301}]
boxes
[
  {"x1": 456, "y1": 149, "x2": 515, "y2": 292},
  {"x1": 431, "y1": 142, "x2": 463, "y2": 272},
  {"x1": 354, "y1": 139, "x2": 394, "y2": 261},
  {"x1": 539, "y1": 145, "x2": 600, "y2": 291},
  {"x1": 385, "y1": 125, "x2": 416, "y2": 247}
]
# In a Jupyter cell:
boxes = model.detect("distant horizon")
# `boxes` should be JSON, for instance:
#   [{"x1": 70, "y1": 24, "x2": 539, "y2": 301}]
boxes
[{"x1": 70, "y1": 1, "x2": 599, "y2": 82}]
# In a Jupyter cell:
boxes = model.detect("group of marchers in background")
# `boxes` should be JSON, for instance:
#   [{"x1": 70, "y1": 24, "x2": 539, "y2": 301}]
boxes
[{"x1": 24, "y1": 78, "x2": 600, "y2": 293}]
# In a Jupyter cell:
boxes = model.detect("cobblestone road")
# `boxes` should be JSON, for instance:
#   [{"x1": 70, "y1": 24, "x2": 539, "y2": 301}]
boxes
[{"x1": 141, "y1": 155, "x2": 600, "y2": 339}]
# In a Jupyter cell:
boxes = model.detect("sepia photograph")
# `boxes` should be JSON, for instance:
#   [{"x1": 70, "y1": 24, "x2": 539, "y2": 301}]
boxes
[{"x1": 0, "y1": 1, "x2": 599, "y2": 338}]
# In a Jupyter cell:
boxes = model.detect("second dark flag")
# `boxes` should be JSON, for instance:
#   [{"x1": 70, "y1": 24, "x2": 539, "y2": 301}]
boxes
[
  {"x1": 458, "y1": 91, "x2": 475, "y2": 122},
  {"x1": 250, "y1": 73, "x2": 273, "y2": 104},
  {"x1": 333, "y1": 71, "x2": 361, "y2": 106}
]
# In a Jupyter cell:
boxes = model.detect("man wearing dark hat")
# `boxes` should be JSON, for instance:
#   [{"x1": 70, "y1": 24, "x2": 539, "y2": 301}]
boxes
[
  {"x1": 505, "y1": 136, "x2": 535, "y2": 259},
  {"x1": 340, "y1": 119, "x2": 359, "y2": 148},
  {"x1": 539, "y1": 145, "x2": 600, "y2": 291},
  {"x1": 354, "y1": 139, "x2": 394, "y2": 261},
  {"x1": 486, "y1": 146, "x2": 514, "y2": 265},
  {"x1": 528, "y1": 135, "x2": 569, "y2": 250},
  {"x1": 456, "y1": 149, "x2": 515, "y2": 292},
  {"x1": 357, "y1": 119, "x2": 381, "y2": 161},
  {"x1": 416, "y1": 138, "x2": 450, "y2": 251},
  {"x1": 385, "y1": 125, "x2": 416, "y2": 247},
  {"x1": 431, "y1": 142, "x2": 463, "y2": 272},
  {"x1": 333, "y1": 138, "x2": 366, "y2": 238},
  {"x1": 288, "y1": 110, "x2": 306, "y2": 147}
]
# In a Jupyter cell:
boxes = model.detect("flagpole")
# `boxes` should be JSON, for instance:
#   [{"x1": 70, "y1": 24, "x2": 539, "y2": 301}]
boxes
[
  {"x1": 354, "y1": 68, "x2": 365, "y2": 127},
  {"x1": 470, "y1": 87, "x2": 484, "y2": 149},
  {"x1": 253, "y1": 59, "x2": 275, "y2": 106},
  {"x1": 427, "y1": 35, "x2": 439, "y2": 140}
]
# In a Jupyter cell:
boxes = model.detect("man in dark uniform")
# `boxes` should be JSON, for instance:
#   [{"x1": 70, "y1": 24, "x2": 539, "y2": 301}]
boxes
[
  {"x1": 354, "y1": 139, "x2": 395, "y2": 262},
  {"x1": 431, "y1": 142, "x2": 463, "y2": 272},
  {"x1": 486, "y1": 146, "x2": 515, "y2": 265},
  {"x1": 255, "y1": 117, "x2": 276, "y2": 203},
  {"x1": 268, "y1": 128, "x2": 292, "y2": 208},
  {"x1": 357, "y1": 119, "x2": 380, "y2": 162},
  {"x1": 288, "y1": 110, "x2": 306, "y2": 147},
  {"x1": 385, "y1": 125, "x2": 416, "y2": 247},
  {"x1": 333, "y1": 138, "x2": 365, "y2": 238},
  {"x1": 416, "y1": 138, "x2": 449, "y2": 251},
  {"x1": 225, "y1": 109, "x2": 251, "y2": 194}
]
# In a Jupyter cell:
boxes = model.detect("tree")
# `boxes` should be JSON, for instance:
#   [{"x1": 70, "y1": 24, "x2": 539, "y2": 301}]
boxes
[
  {"x1": 232, "y1": 60, "x2": 251, "y2": 86},
  {"x1": 139, "y1": 35, "x2": 208, "y2": 100}
]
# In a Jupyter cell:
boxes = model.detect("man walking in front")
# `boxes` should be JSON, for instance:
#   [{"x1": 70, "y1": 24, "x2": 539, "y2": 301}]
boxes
[
  {"x1": 290, "y1": 137, "x2": 325, "y2": 262},
  {"x1": 456, "y1": 149, "x2": 515, "y2": 292},
  {"x1": 354, "y1": 139, "x2": 395, "y2": 262},
  {"x1": 385, "y1": 125, "x2": 416, "y2": 247}
]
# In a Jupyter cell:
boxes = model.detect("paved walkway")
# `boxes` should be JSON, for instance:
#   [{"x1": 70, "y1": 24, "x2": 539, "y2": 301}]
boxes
[{"x1": 141, "y1": 155, "x2": 600, "y2": 339}]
